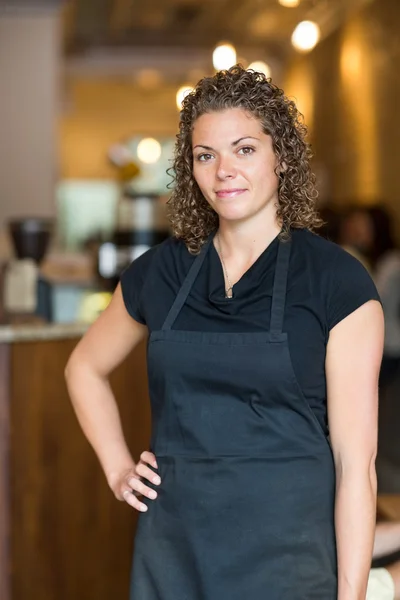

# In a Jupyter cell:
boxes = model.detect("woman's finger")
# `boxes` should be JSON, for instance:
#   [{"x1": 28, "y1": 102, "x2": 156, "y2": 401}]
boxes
[
  {"x1": 135, "y1": 462, "x2": 161, "y2": 485},
  {"x1": 128, "y1": 476, "x2": 158, "y2": 500},
  {"x1": 140, "y1": 450, "x2": 158, "y2": 468},
  {"x1": 122, "y1": 488, "x2": 148, "y2": 512}
]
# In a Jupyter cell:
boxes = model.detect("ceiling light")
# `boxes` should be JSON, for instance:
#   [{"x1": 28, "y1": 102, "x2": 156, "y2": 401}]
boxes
[
  {"x1": 212, "y1": 42, "x2": 237, "y2": 71},
  {"x1": 279, "y1": 0, "x2": 300, "y2": 7},
  {"x1": 176, "y1": 85, "x2": 194, "y2": 111},
  {"x1": 247, "y1": 61, "x2": 272, "y2": 79},
  {"x1": 291, "y1": 20, "x2": 320, "y2": 52},
  {"x1": 137, "y1": 138, "x2": 162, "y2": 164}
]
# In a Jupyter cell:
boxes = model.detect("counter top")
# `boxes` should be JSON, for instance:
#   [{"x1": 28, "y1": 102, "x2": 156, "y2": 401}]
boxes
[{"x1": 0, "y1": 322, "x2": 89, "y2": 343}]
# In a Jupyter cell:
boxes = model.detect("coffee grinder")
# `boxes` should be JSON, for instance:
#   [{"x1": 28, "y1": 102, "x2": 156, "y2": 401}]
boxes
[{"x1": 3, "y1": 217, "x2": 53, "y2": 322}]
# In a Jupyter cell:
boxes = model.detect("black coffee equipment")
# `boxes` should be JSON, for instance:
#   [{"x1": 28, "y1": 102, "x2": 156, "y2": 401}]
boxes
[
  {"x1": 97, "y1": 192, "x2": 170, "y2": 289},
  {"x1": 3, "y1": 217, "x2": 54, "y2": 321},
  {"x1": 9, "y1": 217, "x2": 53, "y2": 263}
]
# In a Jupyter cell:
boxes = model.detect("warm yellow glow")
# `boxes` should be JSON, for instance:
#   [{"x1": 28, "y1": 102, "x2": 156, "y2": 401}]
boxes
[
  {"x1": 279, "y1": 0, "x2": 300, "y2": 7},
  {"x1": 247, "y1": 61, "x2": 272, "y2": 78},
  {"x1": 340, "y1": 37, "x2": 362, "y2": 80},
  {"x1": 339, "y1": 19, "x2": 379, "y2": 200},
  {"x1": 137, "y1": 138, "x2": 162, "y2": 164},
  {"x1": 136, "y1": 69, "x2": 162, "y2": 90},
  {"x1": 176, "y1": 85, "x2": 194, "y2": 110},
  {"x1": 284, "y1": 60, "x2": 314, "y2": 133},
  {"x1": 291, "y1": 21, "x2": 320, "y2": 52},
  {"x1": 212, "y1": 42, "x2": 237, "y2": 71}
]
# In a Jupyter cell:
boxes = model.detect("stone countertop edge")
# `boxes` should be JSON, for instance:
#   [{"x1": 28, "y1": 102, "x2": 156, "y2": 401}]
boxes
[{"x1": 0, "y1": 322, "x2": 90, "y2": 343}]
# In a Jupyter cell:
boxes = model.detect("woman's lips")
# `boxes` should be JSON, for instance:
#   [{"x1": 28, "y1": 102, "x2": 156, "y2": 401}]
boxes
[{"x1": 215, "y1": 189, "x2": 246, "y2": 198}]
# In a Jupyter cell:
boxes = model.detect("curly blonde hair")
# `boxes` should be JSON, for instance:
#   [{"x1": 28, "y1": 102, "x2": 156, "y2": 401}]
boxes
[{"x1": 167, "y1": 64, "x2": 321, "y2": 254}]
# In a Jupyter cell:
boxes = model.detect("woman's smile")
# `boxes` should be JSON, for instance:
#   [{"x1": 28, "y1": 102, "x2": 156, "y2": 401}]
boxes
[{"x1": 215, "y1": 188, "x2": 247, "y2": 199}]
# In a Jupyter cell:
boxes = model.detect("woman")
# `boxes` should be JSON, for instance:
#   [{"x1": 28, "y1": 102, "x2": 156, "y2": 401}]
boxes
[{"x1": 65, "y1": 66, "x2": 384, "y2": 599}]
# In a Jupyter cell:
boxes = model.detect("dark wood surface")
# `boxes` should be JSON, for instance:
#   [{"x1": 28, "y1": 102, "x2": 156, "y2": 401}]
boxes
[
  {"x1": 8, "y1": 336, "x2": 151, "y2": 600},
  {"x1": 0, "y1": 344, "x2": 11, "y2": 600}
]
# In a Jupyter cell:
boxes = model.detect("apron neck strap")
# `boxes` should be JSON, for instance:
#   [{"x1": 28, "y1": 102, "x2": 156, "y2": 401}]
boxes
[
  {"x1": 162, "y1": 232, "x2": 291, "y2": 334},
  {"x1": 162, "y1": 233, "x2": 214, "y2": 331},
  {"x1": 269, "y1": 238, "x2": 291, "y2": 334}
]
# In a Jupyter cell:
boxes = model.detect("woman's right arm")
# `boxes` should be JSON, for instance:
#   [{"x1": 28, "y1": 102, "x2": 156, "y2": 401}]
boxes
[{"x1": 65, "y1": 283, "x2": 160, "y2": 512}]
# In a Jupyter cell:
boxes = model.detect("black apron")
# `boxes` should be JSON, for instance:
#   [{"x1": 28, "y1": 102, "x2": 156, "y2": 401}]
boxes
[{"x1": 130, "y1": 234, "x2": 337, "y2": 599}]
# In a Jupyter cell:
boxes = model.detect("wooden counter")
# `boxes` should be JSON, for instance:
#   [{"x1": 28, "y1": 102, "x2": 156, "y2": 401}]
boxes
[{"x1": 0, "y1": 324, "x2": 151, "y2": 600}]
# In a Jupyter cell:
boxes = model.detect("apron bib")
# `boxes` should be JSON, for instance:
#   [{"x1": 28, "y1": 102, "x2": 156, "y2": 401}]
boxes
[{"x1": 130, "y1": 235, "x2": 337, "y2": 599}]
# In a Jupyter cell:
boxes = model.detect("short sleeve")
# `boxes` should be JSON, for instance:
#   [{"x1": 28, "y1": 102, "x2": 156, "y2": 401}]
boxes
[
  {"x1": 119, "y1": 246, "x2": 158, "y2": 324},
  {"x1": 327, "y1": 248, "x2": 381, "y2": 331}
]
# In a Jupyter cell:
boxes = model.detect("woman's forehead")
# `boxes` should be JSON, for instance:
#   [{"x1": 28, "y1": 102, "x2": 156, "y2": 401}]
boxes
[
  {"x1": 192, "y1": 109, "x2": 265, "y2": 141},
  {"x1": 194, "y1": 107, "x2": 259, "y2": 126}
]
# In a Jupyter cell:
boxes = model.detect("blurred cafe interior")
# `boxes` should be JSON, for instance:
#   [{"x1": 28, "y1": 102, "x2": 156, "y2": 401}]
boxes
[{"x1": 1, "y1": 0, "x2": 400, "y2": 598}]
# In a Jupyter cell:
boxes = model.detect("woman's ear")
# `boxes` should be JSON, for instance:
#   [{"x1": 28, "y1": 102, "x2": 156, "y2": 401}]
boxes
[{"x1": 276, "y1": 162, "x2": 287, "y2": 179}]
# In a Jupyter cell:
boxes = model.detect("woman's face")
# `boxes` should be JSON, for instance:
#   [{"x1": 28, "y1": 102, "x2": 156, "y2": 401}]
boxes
[{"x1": 192, "y1": 108, "x2": 280, "y2": 224}]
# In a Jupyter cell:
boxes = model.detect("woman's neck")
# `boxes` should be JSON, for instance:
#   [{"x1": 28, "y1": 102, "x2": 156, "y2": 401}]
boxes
[{"x1": 216, "y1": 217, "x2": 282, "y2": 264}]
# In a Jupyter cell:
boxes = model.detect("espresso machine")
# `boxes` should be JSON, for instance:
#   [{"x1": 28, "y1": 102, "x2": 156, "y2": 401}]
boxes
[
  {"x1": 2, "y1": 217, "x2": 53, "y2": 322},
  {"x1": 97, "y1": 191, "x2": 170, "y2": 290}
]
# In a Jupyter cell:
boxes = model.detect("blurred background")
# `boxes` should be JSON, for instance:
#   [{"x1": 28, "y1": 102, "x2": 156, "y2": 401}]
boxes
[
  {"x1": 1, "y1": 0, "x2": 400, "y2": 599},
  {"x1": 1, "y1": 0, "x2": 400, "y2": 323}
]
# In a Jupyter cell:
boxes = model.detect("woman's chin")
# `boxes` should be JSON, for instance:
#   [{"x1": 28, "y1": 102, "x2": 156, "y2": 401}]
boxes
[{"x1": 217, "y1": 208, "x2": 253, "y2": 223}]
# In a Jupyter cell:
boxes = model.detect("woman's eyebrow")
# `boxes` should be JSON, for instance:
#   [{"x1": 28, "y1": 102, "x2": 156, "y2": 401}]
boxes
[
  {"x1": 193, "y1": 144, "x2": 214, "y2": 151},
  {"x1": 193, "y1": 136, "x2": 260, "y2": 151},
  {"x1": 232, "y1": 136, "x2": 260, "y2": 146}
]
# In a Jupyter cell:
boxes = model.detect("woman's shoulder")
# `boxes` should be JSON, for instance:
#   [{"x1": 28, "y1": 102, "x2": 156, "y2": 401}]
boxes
[
  {"x1": 291, "y1": 227, "x2": 372, "y2": 287},
  {"x1": 291, "y1": 228, "x2": 380, "y2": 330},
  {"x1": 292, "y1": 227, "x2": 370, "y2": 273},
  {"x1": 292, "y1": 227, "x2": 346, "y2": 257},
  {"x1": 155, "y1": 235, "x2": 192, "y2": 258},
  {"x1": 119, "y1": 236, "x2": 189, "y2": 322},
  {"x1": 127, "y1": 235, "x2": 189, "y2": 272}
]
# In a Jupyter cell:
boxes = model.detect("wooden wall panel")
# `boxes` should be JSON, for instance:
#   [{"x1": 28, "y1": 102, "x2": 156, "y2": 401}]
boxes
[
  {"x1": 0, "y1": 344, "x2": 11, "y2": 600},
  {"x1": 284, "y1": 0, "x2": 400, "y2": 236},
  {"x1": 10, "y1": 337, "x2": 151, "y2": 600}
]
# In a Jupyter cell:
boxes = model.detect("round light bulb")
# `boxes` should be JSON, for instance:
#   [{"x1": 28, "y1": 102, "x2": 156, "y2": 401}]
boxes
[
  {"x1": 212, "y1": 42, "x2": 237, "y2": 71},
  {"x1": 278, "y1": 0, "x2": 300, "y2": 7},
  {"x1": 176, "y1": 85, "x2": 194, "y2": 111},
  {"x1": 137, "y1": 138, "x2": 162, "y2": 164},
  {"x1": 247, "y1": 61, "x2": 272, "y2": 79},
  {"x1": 291, "y1": 20, "x2": 320, "y2": 52}
]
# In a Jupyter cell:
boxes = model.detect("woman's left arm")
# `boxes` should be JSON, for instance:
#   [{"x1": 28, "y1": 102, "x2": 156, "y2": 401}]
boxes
[{"x1": 326, "y1": 299, "x2": 384, "y2": 600}]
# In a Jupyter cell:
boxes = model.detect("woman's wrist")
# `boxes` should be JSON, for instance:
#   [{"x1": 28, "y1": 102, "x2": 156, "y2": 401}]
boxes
[
  {"x1": 106, "y1": 462, "x2": 136, "y2": 490},
  {"x1": 99, "y1": 440, "x2": 136, "y2": 488}
]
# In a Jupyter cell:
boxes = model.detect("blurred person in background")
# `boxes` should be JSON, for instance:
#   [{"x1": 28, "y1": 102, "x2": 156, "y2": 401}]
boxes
[
  {"x1": 366, "y1": 206, "x2": 400, "y2": 495},
  {"x1": 338, "y1": 205, "x2": 376, "y2": 271},
  {"x1": 328, "y1": 203, "x2": 400, "y2": 386},
  {"x1": 368, "y1": 520, "x2": 400, "y2": 600},
  {"x1": 332, "y1": 203, "x2": 400, "y2": 494},
  {"x1": 317, "y1": 204, "x2": 342, "y2": 243},
  {"x1": 368, "y1": 206, "x2": 400, "y2": 389}
]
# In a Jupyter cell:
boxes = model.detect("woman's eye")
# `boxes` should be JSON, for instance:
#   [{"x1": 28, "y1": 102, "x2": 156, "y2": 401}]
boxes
[
  {"x1": 238, "y1": 146, "x2": 254, "y2": 156},
  {"x1": 197, "y1": 153, "x2": 213, "y2": 162}
]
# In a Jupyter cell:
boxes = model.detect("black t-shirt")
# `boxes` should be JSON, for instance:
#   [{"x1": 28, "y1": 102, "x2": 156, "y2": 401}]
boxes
[{"x1": 120, "y1": 228, "x2": 380, "y2": 434}]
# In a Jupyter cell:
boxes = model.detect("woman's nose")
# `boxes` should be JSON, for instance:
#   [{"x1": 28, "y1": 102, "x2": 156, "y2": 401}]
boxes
[{"x1": 216, "y1": 156, "x2": 236, "y2": 180}]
